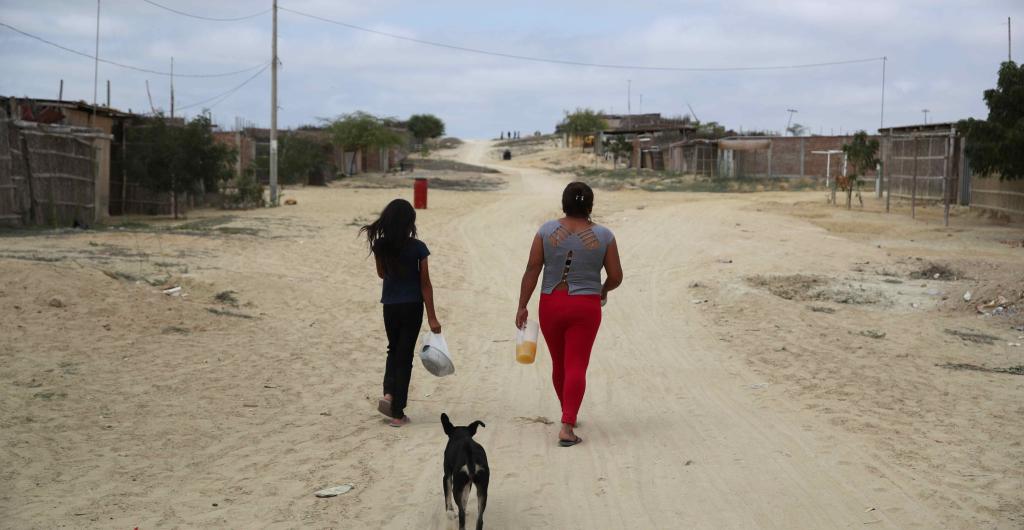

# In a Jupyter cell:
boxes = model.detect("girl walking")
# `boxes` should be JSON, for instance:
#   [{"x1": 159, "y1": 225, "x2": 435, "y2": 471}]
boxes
[
  {"x1": 515, "y1": 182, "x2": 623, "y2": 446},
  {"x1": 361, "y1": 198, "x2": 441, "y2": 427}
]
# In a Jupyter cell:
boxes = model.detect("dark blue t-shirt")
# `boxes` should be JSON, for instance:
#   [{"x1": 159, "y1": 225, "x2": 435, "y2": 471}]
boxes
[{"x1": 374, "y1": 239, "x2": 430, "y2": 305}]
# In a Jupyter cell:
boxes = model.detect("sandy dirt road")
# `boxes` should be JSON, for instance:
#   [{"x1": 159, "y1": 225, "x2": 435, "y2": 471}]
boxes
[{"x1": 2, "y1": 140, "x2": 1021, "y2": 529}]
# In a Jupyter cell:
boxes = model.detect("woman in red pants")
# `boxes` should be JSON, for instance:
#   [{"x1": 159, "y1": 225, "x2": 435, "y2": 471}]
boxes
[{"x1": 515, "y1": 182, "x2": 623, "y2": 447}]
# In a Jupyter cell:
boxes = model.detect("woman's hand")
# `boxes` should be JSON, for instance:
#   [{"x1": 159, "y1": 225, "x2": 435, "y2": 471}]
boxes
[
  {"x1": 428, "y1": 317, "x2": 442, "y2": 334},
  {"x1": 515, "y1": 307, "x2": 529, "y2": 329}
]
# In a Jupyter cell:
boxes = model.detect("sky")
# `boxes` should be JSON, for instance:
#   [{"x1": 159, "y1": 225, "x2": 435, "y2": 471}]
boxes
[{"x1": 1, "y1": 0, "x2": 1022, "y2": 138}]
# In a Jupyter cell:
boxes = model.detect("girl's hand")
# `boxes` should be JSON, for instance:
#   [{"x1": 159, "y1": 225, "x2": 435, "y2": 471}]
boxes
[
  {"x1": 515, "y1": 307, "x2": 528, "y2": 329},
  {"x1": 428, "y1": 317, "x2": 442, "y2": 334}
]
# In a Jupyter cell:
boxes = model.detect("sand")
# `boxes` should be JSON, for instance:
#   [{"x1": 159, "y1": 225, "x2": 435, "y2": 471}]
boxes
[{"x1": 1, "y1": 140, "x2": 1022, "y2": 529}]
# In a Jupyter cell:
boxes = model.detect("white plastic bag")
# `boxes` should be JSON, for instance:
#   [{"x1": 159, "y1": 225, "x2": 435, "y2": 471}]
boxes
[{"x1": 420, "y1": 331, "x2": 455, "y2": 377}]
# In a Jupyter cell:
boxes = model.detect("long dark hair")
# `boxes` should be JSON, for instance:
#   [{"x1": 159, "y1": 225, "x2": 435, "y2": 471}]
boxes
[
  {"x1": 562, "y1": 181, "x2": 594, "y2": 220},
  {"x1": 360, "y1": 198, "x2": 417, "y2": 277}
]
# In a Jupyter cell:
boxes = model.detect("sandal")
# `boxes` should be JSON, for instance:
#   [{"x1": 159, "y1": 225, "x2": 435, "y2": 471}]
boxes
[
  {"x1": 389, "y1": 416, "x2": 410, "y2": 428},
  {"x1": 558, "y1": 435, "x2": 582, "y2": 447},
  {"x1": 377, "y1": 397, "x2": 393, "y2": 418}
]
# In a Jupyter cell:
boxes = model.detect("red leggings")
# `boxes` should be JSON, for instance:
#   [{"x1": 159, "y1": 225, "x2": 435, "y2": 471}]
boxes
[{"x1": 539, "y1": 290, "x2": 602, "y2": 426}]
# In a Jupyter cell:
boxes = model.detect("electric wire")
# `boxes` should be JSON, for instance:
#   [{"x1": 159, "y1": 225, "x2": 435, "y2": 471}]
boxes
[
  {"x1": 0, "y1": 20, "x2": 268, "y2": 78},
  {"x1": 177, "y1": 63, "x2": 270, "y2": 110},
  {"x1": 140, "y1": 0, "x2": 270, "y2": 22},
  {"x1": 279, "y1": 6, "x2": 884, "y2": 72}
]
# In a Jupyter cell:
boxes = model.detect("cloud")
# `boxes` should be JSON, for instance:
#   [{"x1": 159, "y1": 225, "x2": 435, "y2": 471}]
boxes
[{"x1": 1, "y1": 0, "x2": 1021, "y2": 136}]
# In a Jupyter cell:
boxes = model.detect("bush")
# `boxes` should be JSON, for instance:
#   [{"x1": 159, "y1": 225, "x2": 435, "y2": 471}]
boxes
[{"x1": 220, "y1": 173, "x2": 265, "y2": 209}]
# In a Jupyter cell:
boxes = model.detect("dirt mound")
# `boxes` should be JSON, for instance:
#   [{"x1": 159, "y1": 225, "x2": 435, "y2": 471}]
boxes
[
  {"x1": 749, "y1": 274, "x2": 884, "y2": 305},
  {"x1": 911, "y1": 263, "x2": 961, "y2": 281},
  {"x1": 404, "y1": 158, "x2": 499, "y2": 173},
  {"x1": 338, "y1": 171, "x2": 505, "y2": 192},
  {"x1": 436, "y1": 137, "x2": 463, "y2": 149}
]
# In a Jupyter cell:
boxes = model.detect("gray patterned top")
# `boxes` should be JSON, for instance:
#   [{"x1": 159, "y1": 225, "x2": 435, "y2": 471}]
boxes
[{"x1": 537, "y1": 220, "x2": 615, "y2": 296}]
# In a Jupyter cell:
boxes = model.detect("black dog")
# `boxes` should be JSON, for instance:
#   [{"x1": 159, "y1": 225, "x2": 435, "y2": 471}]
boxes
[{"x1": 441, "y1": 413, "x2": 489, "y2": 530}]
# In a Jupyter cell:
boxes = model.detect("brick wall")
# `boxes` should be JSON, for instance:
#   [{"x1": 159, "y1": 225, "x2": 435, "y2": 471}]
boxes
[{"x1": 732, "y1": 136, "x2": 879, "y2": 179}]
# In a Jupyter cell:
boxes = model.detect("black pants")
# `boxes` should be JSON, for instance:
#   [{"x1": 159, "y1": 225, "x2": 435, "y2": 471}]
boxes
[{"x1": 382, "y1": 302, "x2": 423, "y2": 419}]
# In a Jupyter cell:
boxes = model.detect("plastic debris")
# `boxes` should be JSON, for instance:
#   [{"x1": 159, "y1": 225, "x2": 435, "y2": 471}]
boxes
[
  {"x1": 314, "y1": 484, "x2": 354, "y2": 498},
  {"x1": 162, "y1": 286, "x2": 182, "y2": 296},
  {"x1": 963, "y1": 291, "x2": 972, "y2": 302}
]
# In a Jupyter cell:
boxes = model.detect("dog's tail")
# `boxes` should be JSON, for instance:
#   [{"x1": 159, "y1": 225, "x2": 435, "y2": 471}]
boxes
[{"x1": 464, "y1": 441, "x2": 476, "y2": 477}]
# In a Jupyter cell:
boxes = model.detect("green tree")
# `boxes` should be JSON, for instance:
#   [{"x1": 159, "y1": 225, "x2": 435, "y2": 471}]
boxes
[
  {"x1": 957, "y1": 61, "x2": 1024, "y2": 180},
  {"x1": 126, "y1": 114, "x2": 234, "y2": 218},
  {"x1": 561, "y1": 108, "x2": 607, "y2": 150},
  {"x1": 327, "y1": 111, "x2": 404, "y2": 173},
  {"x1": 607, "y1": 135, "x2": 633, "y2": 167},
  {"x1": 407, "y1": 114, "x2": 446, "y2": 144},
  {"x1": 841, "y1": 130, "x2": 880, "y2": 209},
  {"x1": 561, "y1": 108, "x2": 608, "y2": 135},
  {"x1": 279, "y1": 133, "x2": 329, "y2": 185},
  {"x1": 695, "y1": 121, "x2": 728, "y2": 139}
]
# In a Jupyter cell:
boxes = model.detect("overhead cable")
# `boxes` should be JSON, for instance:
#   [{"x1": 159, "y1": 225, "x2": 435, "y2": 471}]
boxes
[
  {"x1": 178, "y1": 63, "x2": 270, "y2": 110},
  {"x1": 140, "y1": 0, "x2": 270, "y2": 22},
  {"x1": 279, "y1": 6, "x2": 884, "y2": 72},
  {"x1": 0, "y1": 20, "x2": 268, "y2": 78}
]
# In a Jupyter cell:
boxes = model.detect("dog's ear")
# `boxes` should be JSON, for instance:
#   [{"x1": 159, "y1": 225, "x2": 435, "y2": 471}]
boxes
[
  {"x1": 468, "y1": 420, "x2": 485, "y2": 436},
  {"x1": 441, "y1": 413, "x2": 453, "y2": 435}
]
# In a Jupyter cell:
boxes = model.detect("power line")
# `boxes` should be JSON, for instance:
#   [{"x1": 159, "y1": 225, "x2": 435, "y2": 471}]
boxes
[
  {"x1": 178, "y1": 63, "x2": 270, "y2": 110},
  {"x1": 0, "y1": 20, "x2": 268, "y2": 78},
  {"x1": 140, "y1": 0, "x2": 270, "y2": 22},
  {"x1": 279, "y1": 6, "x2": 885, "y2": 72}
]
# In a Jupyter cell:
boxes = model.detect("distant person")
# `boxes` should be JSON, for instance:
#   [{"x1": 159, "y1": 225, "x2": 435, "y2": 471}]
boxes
[
  {"x1": 515, "y1": 182, "x2": 623, "y2": 447},
  {"x1": 501, "y1": 132, "x2": 505, "y2": 140},
  {"x1": 361, "y1": 199, "x2": 442, "y2": 427}
]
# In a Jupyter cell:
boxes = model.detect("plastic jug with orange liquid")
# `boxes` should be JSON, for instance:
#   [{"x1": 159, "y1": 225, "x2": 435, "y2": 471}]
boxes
[{"x1": 516, "y1": 319, "x2": 539, "y2": 364}]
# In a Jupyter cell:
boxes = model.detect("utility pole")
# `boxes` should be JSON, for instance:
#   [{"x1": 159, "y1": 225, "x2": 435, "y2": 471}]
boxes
[
  {"x1": 170, "y1": 57, "x2": 175, "y2": 119},
  {"x1": 1010, "y1": 17, "x2": 1013, "y2": 62},
  {"x1": 922, "y1": 108, "x2": 929, "y2": 124},
  {"x1": 879, "y1": 56, "x2": 886, "y2": 129},
  {"x1": 639, "y1": 94, "x2": 643, "y2": 114},
  {"x1": 92, "y1": 0, "x2": 101, "y2": 127},
  {"x1": 785, "y1": 108, "x2": 798, "y2": 135},
  {"x1": 270, "y1": 0, "x2": 279, "y2": 205}
]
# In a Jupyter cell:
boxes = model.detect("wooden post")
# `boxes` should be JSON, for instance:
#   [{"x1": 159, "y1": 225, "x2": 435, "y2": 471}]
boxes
[
  {"x1": 911, "y1": 136, "x2": 918, "y2": 219},
  {"x1": 877, "y1": 135, "x2": 884, "y2": 199},
  {"x1": 943, "y1": 133, "x2": 952, "y2": 227},
  {"x1": 885, "y1": 135, "x2": 892, "y2": 212},
  {"x1": 633, "y1": 138, "x2": 641, "y2": 176},
  {"x1": 19, "y1": 134, "x2": 36, "y2": 224},
  {"x1": 959, "y1": 135, "x2": 968, "y2": 206},
  {"x1": 121, "y1": 123, "x2": 127, "y2": 214}
]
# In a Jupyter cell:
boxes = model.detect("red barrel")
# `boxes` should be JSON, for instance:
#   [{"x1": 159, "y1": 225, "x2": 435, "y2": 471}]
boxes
[{"x1": 413, "y1": 177, "x2": 428, "y2": 209}]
